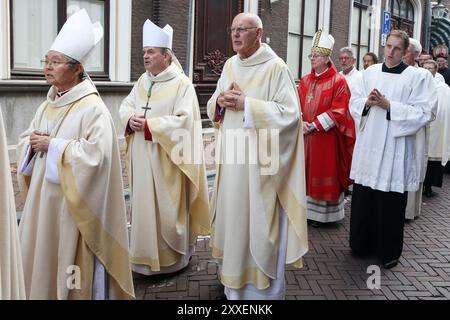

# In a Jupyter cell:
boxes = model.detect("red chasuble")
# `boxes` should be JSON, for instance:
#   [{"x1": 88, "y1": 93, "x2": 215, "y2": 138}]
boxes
[{"x1": 298, "y1": 63, "x2": 356, "y2": 202}]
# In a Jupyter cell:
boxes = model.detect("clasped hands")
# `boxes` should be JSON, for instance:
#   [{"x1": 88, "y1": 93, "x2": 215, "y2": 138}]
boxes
[
  {"x1": 303, "y1": 122, "x2": 316, "y2": 135},
  {"x1": 30, "y1": 131, "x2": 50, "y2": 154},
  {"x1": 217, "y1": 82, "x2": 245, "y2": 112},
  {"x1": 366, "y1": 88, "x2": 390, "y2": 110},
  {"x1": 129, "y1": 115, "x2": 146, "y2": 132}
]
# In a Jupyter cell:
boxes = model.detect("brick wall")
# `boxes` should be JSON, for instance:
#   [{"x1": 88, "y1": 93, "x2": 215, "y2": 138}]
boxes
[
  {"x1": 329, "y1": 0, "x2": 352, "y2": 68},
  {"x1": 259, "y1": 0, "x2": 289, "y2": 61},
  {"x1": 130, "y1": 0, "x2": 190, "y2": 81},
  {"x1": 130, "y1": 0, "x2": 152, "y2": 81},
  {"x1": 130, "y1": 0, "x2": 433, "y2": 80},
  {"x1": 158, "y1": 0, "x2": 190, "y2": 74}
]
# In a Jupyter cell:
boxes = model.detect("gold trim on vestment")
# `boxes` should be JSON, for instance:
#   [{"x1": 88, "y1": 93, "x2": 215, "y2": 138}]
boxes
[
  {"x1": 220, "y1": 267, "x2": 271, "y2": 290},
  {"x1": 69, "y1": 237, "x2": 94, "y2": 299},
  {"x1": 147, "y1": 116, "x2": 210, "y2": 238},
  {"x1": 211, "y1": 240, "x2": 272, "y2": 290},
  {"x1": 58, "y1": 100, "x2": 135, "y2": 299},
  {"x1": 131, "y1": 247, "x2": 182, "y2": 272},
  {"x1": 311, "y1": 47, "x2": 332, "y2": 56}
]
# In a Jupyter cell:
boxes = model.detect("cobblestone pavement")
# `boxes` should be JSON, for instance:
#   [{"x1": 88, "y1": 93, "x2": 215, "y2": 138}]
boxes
[
  {"x1": 11, "y1": 161, "x2": 450, "y2": 300},
  {"x1": 133, "y1": 174, "x2": 450, "y2": 301}
]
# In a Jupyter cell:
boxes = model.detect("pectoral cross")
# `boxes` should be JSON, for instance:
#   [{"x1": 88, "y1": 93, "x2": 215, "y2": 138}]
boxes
[
  {"x1": 306, "y1": 79, "x2": 318, "y2": 104},
  {"x1": 141, "y1": 81, "x2": 154, "y2": 118}
]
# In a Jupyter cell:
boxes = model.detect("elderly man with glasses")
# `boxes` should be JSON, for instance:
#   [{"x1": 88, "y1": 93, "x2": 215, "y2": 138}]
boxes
[
  {"x1": 207, "y1": 12, "x2": 308, "y2": 300},
  {"x1": 16, "y1": 9, "x2": 134, "y2": 299},
  {"x1": 298, "y1": 30, "x2": 356, "y2": 227},
  {"x1": 339, "y1": 47, "x2": 363, "y2": 96}
]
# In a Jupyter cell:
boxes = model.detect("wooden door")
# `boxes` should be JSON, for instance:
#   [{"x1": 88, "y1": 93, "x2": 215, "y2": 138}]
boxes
[{"x1": 193, "y1": 0, "x2": 244, "y2": 125}]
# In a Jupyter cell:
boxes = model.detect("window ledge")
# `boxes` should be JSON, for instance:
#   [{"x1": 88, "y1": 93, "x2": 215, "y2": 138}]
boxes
[{"x1": 0, "y1": 80, "x2": 134, "y2": 93}]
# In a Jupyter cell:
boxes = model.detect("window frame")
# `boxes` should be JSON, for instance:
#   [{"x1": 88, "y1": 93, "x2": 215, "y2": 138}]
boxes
[
  {"x1": 287, "y1": 0, "x2": 320, "y2": 80},
  {"x1": 9, "y1": 0, "x2": 110, "y2": 81},
  {"x1": 352, "y1": 0, "x2": 372, "y2": 70},
  {"x1": 390, "y1": 0, "x2": 415, "y2": 37}
]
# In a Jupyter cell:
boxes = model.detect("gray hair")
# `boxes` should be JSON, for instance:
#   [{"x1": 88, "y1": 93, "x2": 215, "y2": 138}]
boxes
[
  {"x1": 423, "y1": 59, "x2": 438, "y2": 69},
  {"x1": 64, "y1": 55, "x2": 80, "y2": 65},
  {"x1": 234, "y1": 12, "x2": 263, "y2": 28},
  {"x1": 408, "y1": 38, "x2": 422, "y2": 55},
  {"x1": 340, "y1": 47, "x2": 355, "y2": 58},
  {"x1": 160, "y1": 48, "x2": 173, "y2": 64},
  {"x1": 249, "y1": 13, "x2": 263, "y2": 28},
  {"x1": 64, "y1": 54, "x2": 87, "y2": 81}
]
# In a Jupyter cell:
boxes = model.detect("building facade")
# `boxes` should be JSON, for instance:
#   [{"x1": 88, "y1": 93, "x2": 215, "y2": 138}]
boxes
[{"x1": 0, "y1": 0, "x2": 432, "y2": 161}]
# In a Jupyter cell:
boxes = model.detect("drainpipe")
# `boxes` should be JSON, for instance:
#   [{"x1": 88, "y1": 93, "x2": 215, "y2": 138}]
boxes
[
  {"x1": 152, "y1": 0, "x2": 160, "y2": 26},
  {"x1": 185, "y1": 0, "x2": 194, "y2": 77},
  {"x1": 424, "y1": 0, "x2": 432, "y2": 52}
]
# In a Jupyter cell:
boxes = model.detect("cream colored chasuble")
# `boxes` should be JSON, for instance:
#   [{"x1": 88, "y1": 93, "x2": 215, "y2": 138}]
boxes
[
  {"x1": 17, "y1": 79, "x2": 134, "y2": 299},
  {"x1": 428, "y1": 80, "x2": 450, "y2": 165},
  {"x1": 207, "y1": 44, "x2": 308, "y2": 290},
  {"x1": 120, "y1": 64, "x2": 209, "y2": 273},
  {"x1": 0, "y1": 107, "x2": 25, "y2": 300}
]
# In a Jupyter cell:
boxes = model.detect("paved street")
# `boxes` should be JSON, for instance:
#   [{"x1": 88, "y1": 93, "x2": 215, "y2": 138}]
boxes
[
  {"x1": 11, "y1": 163, "x2": 450, "y2": 300},
  {"x1": 133, "y1": 174, "x2": 450, "y2": 301}
]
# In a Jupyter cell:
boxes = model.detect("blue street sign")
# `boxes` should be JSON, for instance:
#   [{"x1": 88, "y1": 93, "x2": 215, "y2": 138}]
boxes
[
  {"x1": 381, "y1": 33, "x2": 388, "y2": 47},
  {"x1": 382, "y1": 11, "x2": 391, "y2": 34}
]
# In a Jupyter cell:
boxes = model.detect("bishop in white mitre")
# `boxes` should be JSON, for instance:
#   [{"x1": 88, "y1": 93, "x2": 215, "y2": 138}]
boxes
[
  {"x1": 17, "y1": 9, "x2": 134, "y2": 299},
  {"x1": 119, "y1": 19, "x2": 210, "y2": 276}
]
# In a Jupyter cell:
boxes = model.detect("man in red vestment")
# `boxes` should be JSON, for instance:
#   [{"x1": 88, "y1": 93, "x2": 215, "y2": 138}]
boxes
[{"x1": 298, "y1": 30, "x2": 356, "y2": 226}]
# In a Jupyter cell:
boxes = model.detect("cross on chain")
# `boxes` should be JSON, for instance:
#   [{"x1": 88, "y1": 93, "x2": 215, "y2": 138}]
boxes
[
  {"x1": 141, "y1": 81, "x2": 154, "y2": 118},
  {"x1": 307, "y1": 79, "x2": 318, "y2": 104}
]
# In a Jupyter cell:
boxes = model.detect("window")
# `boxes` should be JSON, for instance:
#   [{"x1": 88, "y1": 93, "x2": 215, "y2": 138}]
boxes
[
  {"x1": 10, "y1": 0, "x2": 109, "y2": 80},
  {"x1": 351, "y1": 0, "x2": 372, "y2": 70},
  {"x1": 390, "y1": 0, "x2": 415, "y2": 37},
  {"x1": 287, "y1": 0, "x2": 320, "y2": 79}
]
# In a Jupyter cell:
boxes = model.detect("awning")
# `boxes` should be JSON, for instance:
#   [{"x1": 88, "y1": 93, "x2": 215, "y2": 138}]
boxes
[{"x1": 430, "y1": 17, "x2": 450, "y2": 54}]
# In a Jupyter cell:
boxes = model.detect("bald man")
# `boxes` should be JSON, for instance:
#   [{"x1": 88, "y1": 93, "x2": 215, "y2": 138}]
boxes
[{"x1": 207, "y1": 13, "x2": 308, "y2": 300}]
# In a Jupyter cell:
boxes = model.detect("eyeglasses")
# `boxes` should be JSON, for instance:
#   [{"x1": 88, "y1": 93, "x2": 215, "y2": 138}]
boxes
[
  {"x1": 227, "y1": 26, "x2": 258, "y2": 34},
  {"x1": 308, "y1": 54, "x2": 326, "y2": 60},
  {"x1": 40, "y1": 59, "x2": 69, "y2": 67}
]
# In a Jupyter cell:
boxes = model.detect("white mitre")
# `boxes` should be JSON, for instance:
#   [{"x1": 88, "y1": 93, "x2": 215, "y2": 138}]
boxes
[
  {"x1": 49, "y1": 9, "x2": 103, "y2": 63},
  {"x1": 143, "y1": 19, "x2": 173, "y2": 49}
]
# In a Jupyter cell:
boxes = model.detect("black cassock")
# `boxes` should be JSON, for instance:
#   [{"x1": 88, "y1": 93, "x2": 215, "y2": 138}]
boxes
[
  {"x1": 350, "y1": 184, "x2": 408, "y2": 264},
  {"x1": 424, "y1": 161, "x2": 444, "y2": 190}
]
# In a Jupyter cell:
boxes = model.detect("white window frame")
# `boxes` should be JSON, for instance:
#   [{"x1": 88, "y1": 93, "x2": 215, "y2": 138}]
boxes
[
  {"x1": 244, "y1": 0, "x2": 258, "y2": 14},
  {"x1": 109, "y1": 0, "x2": 131, "y2": 82},
  {"x1": 286, "y1": 0, "x2": 331, "y2": 80},
  {"x1": 349, "y1": 0, "x2": 382, "y2": 62},
  {"x1": 409, "y1": 0, "x2": 423, "y2": 41},
  {"x1": 0, "y1": 1, "x2": 11, "y2": 80},
  {"x1": 0, "y1": 0, "x2": 131, "y2": 82},
  {"x1": 384, "y1": 0, "x2": 422, "y2": 41}
]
